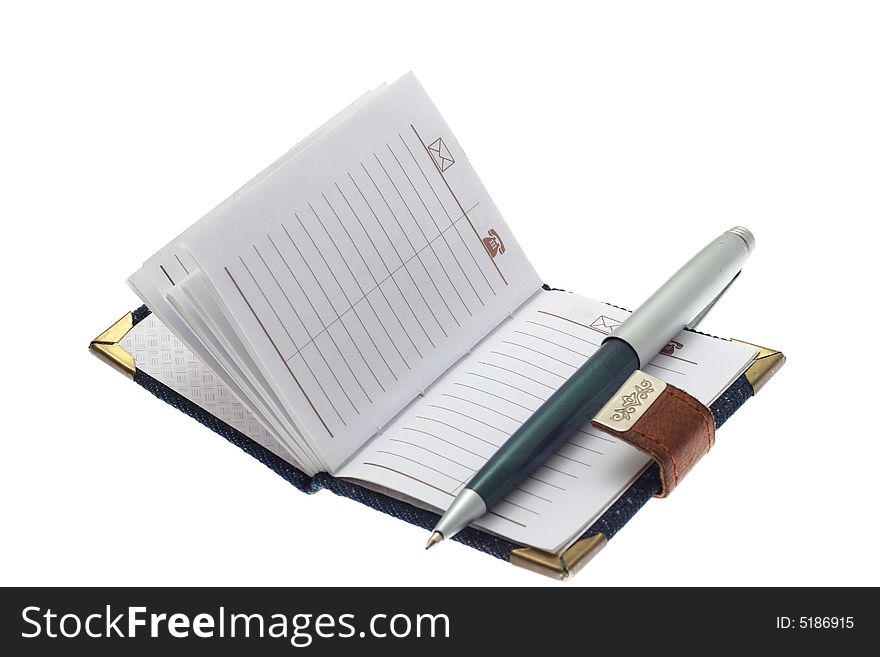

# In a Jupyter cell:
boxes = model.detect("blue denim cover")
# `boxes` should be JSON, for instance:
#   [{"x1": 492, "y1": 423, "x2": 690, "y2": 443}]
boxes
[{"x1": 128, "y1": 302, "x2": 754, "y2": 561}]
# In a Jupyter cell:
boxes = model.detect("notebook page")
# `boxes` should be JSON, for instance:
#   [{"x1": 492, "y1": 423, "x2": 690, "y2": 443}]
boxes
[
  {"x1": 181, "y1": 74, "x2": 541, "y2": 470},
  {"x1": 338, "y1": 291, "x2": 757, "y2": 553}
]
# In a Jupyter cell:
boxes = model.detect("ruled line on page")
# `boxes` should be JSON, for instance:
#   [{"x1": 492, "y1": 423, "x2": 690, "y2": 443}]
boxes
[
  {"x1": 400, "y1": 427, "x2": 487, "y2": 460},
  {"x1": 427, "y1": 404, "x2": 507, "y2": 438},
  {"x1": 349, "y1": 170, "x2": 437, "y2": 348},
  {"x1": 398, "y1": 133, "x2": 494, "y2": 299},
  {"x1": 242, "y1": 252, "x2": 299, "y2": 347},
  {"x1": 646, "y1": 362, "x2": 687, "y2": 376},
  {"x1": 160, "y1": 265, "x2": 175, "y2": 286},
  {"x1": 541, "y1": 463, "x2": 578, "y2": 479},
  {"x1": 326, "y1": 189, "x2": 482, "y2": 359},
  {"x1": 524, "y1": 319, "x2": 601, "y2": 348},
  {"x1": 266, "y1": 231, "x2": 346, "y2": 366},
  {"x1": 664, "y1": 352, "x2": 698, "y2": 365},
  {"x1": 475, "y1": 362, "x2": 556, "y2": 391},
  {"x1": 252, "y1": 242, "x2": 359, "y2": 417},
  {"x1": 294, "y1": 211, "x2": 382, "y2": 398},
  {"x1": 363, "y1": 159, "x2": 452, "y2": 336},
  {"x1": 501, "y1": 340, "x2": 580, "y2": 370},
  {"x1": 463, "y1": 371, "x2": 546, "y2": 401},
  {"x1": 410, "y1": 123, "x2": 508, "y2": 286},
  {"x1": 246, "y1": 246, "x2": 344, "y2": 424},
  {"x1": 413, "y1": 416, "x2": 499, "y2": 449},
  {"x1": 300, "y1": 192, "x2": 479, "y2": 346},
  {"x1": 373, "y1": 151, "x2": 464, "y2": 326},
  {"x1": 451, "y1": 381, "x2": 535, "y2": 413},
  {"x1": 174, "y1": 254, "x2": 189, "y2": 275},
  {"x1": 577, "y1": 428, "x2": 616, "y2": 444},
  {"x1": 388, "y1": 438, "x2": 476, "y2": 471},
  {"x1": 537, "y1": 309, "x2": 608, "y2": 335},
  {"x1": 513, "y1": 329, "x2": 591, "y2": 358},
  {"x1": 282, "y1": 222, "x2": 373, "y2": 406},
  {"x1": 332, "y1": 182, "x2": 422, "y2": 363},
  {"x1": 516, "y1": 486, "x2": 553, "y2": 503},
  {"x1": 375, "y1": 450, "x2": 467, "y2": 484},
  {"x1": 387, "y1": 141, "x2": 482, "y2": 311},
  {"x1": 362, "y1": 462, "x2": 454, "y2": 497},
  {"x1": 265, "y1": 199, "x2": 434, "y2": 415},
  {"x1": 489, "y1": 351, "x2": 567, "y2": 381},
  {"x1": 488, "y1": 511, "x2": 527, "y2": 528},
  {"x1": 312, "y1": 199, "x2": 398, "y2": 384},
  {"x1": 241, "y1": 252, "x2": 351, "y2": 423},
  {"x1": 224, "y1": 266, "x2": 332, "y2": 436},
  {"x1": 321, "y1": 191, "x2": 405, "y2": 376},
  {"x1": 528, "y1": 474, "x2": 566, "y2": 491},
  {"x1": 439, "y1": 393, "x2": 524, "y2": 425},
  {"x1": 501, "y1": 499, "x2": 540, "y2": 515},
  {"x1": 555, "y1": 451, "x2": 593, "y2": 467},
  {"x1": 565, "y1": 440, "x2": 604, "y2": 456}
]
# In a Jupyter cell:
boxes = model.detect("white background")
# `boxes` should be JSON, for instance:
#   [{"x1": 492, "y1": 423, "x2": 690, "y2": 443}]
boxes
[{"x1": 2, "y1": 1, "x2": 877, "y2": 587}]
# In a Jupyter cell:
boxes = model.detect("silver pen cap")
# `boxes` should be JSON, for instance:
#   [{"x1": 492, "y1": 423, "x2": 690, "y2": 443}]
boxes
[{"x1": 609, "y1": 226, "x2": 754, "y2": 368}]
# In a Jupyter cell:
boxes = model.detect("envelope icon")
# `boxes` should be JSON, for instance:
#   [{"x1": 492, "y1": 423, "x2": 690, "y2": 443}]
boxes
[
  {"x1": 428, "y1": 137, "x2": 455, "y2": 172},
  {"x1": 589, "y1": 315, "x2": 621, "y2": 335}
]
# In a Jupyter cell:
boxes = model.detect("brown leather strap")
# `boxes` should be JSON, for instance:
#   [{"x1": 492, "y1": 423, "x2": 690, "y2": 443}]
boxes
[{"x1": 593, "y1": 382, "x2": 715, "y2": 497}]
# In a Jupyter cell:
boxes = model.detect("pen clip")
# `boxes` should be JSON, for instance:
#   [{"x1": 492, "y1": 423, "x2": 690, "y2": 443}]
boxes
[{"x1": 686, "y1": 270, "x2": 741, "y2": 330}]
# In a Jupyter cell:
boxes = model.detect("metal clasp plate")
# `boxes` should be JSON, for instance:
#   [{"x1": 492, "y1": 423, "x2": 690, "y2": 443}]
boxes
[{"x1": 593, "y1": 370, "x2": 667, "y2": 433}]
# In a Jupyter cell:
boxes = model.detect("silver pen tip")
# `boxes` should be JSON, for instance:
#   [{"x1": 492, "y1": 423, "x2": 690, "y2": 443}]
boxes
[{"x1": 425, "y1": 531, "x2": 443, "y2": 550}]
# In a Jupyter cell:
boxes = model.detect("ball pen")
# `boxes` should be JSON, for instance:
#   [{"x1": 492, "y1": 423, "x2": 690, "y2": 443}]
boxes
[{"x1": 426, "y1": 226, "x2": 755, "y2": 549}]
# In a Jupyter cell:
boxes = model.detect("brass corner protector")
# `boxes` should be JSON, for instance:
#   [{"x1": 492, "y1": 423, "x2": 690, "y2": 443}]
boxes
[
  {"x1": 733, "y1": 340, "x2": 786, "y2": 394},
  {"x1": 510, "y1": 533, "x2": 607, "y2": 581},
  {"x1": 89, "y1": 312, "x2": 136, "y2": 379}
]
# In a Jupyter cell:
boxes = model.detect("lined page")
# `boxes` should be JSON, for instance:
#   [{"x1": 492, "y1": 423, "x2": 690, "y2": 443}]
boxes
[
  {"x1": 181, "y1": 74, "x2": 541, "y2": 470},
  {"x1": 339, "y1": 291, "x2": 757, "y2": 552}
]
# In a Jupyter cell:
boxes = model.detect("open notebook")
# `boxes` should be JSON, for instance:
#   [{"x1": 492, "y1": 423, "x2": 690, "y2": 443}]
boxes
[{"x1": 128, "y1": 73, "x2": 757, "y2": 554}]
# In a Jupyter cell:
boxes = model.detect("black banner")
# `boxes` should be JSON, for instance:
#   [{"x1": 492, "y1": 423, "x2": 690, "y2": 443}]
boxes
[{"x1": 1, "y1": 587, "x2": 873, "y2": 654}]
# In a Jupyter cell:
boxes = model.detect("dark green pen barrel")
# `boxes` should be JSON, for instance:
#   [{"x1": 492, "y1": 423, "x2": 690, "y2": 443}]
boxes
[{"x1": 468, "y1": 337, "x2": 639, "y2": 508}]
